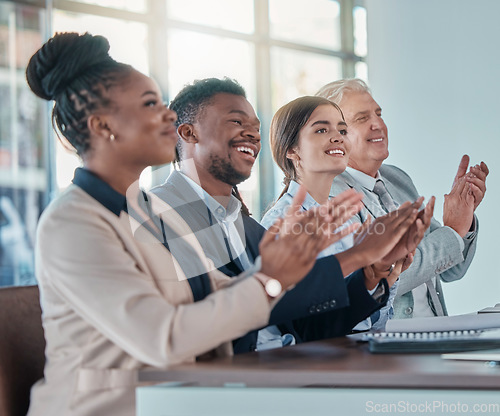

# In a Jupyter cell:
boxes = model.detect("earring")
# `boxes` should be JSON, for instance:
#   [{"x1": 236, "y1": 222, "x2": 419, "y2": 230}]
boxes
[{"x1": 109, "y1": 134, "x2": 115, "y2": 141}]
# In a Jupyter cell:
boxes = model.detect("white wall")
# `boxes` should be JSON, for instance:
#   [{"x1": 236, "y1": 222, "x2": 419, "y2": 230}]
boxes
[{"x1": 366, "y1": 0, "x2": 500, "y2": 315}]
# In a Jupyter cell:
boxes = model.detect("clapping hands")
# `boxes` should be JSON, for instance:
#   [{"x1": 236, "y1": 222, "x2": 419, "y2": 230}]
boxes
[
  {"x1": 259, "y1": 186, "x2": 364, "y2": 290},
  {"x1": 444, "y1": 155, "x2": 488, "y2": 237}
]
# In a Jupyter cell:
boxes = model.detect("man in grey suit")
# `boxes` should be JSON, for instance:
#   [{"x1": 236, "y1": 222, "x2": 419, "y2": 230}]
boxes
[{"x1": 317, "y1": 78, "x2": 488, "y2": 319}]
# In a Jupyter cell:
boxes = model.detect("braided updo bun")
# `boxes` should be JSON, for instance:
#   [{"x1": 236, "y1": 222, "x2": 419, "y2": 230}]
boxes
[
  {"x1": 27, "y1": 32, "x2": 112, "y2": 100},
  {"x1": 26, "y1": 32, "x2": 132, "y2": 155}
]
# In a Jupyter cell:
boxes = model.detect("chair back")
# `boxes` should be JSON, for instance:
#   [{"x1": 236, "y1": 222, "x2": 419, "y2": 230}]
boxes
[{"x1": 0, "y1": 285, "x2": 45, "y2": 416}]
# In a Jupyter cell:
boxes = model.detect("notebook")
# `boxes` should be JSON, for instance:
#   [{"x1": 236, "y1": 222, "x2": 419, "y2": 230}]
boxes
[
  {"x1": 363, "y1": 329, "x2": 500, "y2": 354},
  {"x1": 385, "y1": 313, "x2": 500, "y2": 333}
]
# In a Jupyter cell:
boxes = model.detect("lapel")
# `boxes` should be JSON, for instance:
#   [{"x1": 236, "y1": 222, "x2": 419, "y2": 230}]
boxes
[
  {"x1": 242, "y1": 215, "x2": 263, "y2": 261},
  {"x1": 161, "y1": 171, "x2": 257, "y2": 277},
  {"x1": 128, "y1": 184, "x2": 214, "y2": 301},
  {"x1": 164, "y1": 170, "x2": 214, "y2": 231},
  {"x1": 216, "y1": 216, "x2": 263, "y2": 277},
  {"x1": 378, "y1": 166, "x2": 403, "y2": 207},
  {"x1": 333, "y1": 171, "x2": 386, "y2": 220}
]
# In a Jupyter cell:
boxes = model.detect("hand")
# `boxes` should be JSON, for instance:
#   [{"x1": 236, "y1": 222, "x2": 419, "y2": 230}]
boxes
[
  {"x1": 444, "y1": 161, "x2": 475, "y2": 237},
  {"x1": 279, "y1": 186, "x2": 363, "y2": 251},
  {"x1": 335, "y1": 199, "x2": 423, "y2": 278},
  {"x1": 450, "y1": 154, "x2": 470, "y2": 189},
  {"x1": 367, "y1": 257, "x2": 407, "y2": 290},
  {"x1": 322, "y1": 188, "x2": 364, "y2": 229},
  {"x1": 357, "y1": 198, "x2": 431, "y2": 290},
  {"x1": 401, "y1": 250, "x2": 416, "y2": 272},
  {"x1": 310, "y1": 188, "x2": 364, "y2": 247},
  {"x1": 466, "y1": 161, "x2": 489, "y2": 210},
  {"x1": 259, "y1": 186, "x2": 338, "y2": 290},
  {"x1": 373, "y1": 250, "x2": 415, "y2": 289},
  {"x1": 379, "y1": 196, "x2": 435, "y2": 266}
]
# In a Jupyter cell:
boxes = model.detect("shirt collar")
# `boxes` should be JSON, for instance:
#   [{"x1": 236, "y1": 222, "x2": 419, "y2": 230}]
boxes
[
  {"x1": 72, "y1": 167, "x2": 126, "y2": 216},
  {"x1": 346, "y1": 167, "x2": 382, "y2": 192},
  {"x1": 179, "y1": 171, "x2": 242, "y2": 223},
  {"x1": 287, "y1": 180, "x2": 320, "y2": 210}
]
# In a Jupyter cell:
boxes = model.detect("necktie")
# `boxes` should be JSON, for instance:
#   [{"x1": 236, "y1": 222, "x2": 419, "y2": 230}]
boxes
[
  {"x1": 372, "y1": 180, "x2": 444, "y2": 316},
  {"x1": 372, "y1": 179, "x2": 398, "y2": 213}
]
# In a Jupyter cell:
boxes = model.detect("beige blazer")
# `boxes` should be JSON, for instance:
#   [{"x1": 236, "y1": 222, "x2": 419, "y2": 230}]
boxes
[{"x1": 28, "y1": 184, "x2": 271, "y2": 416}]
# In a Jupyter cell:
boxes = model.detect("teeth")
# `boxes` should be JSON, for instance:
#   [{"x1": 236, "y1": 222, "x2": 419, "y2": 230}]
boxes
[
  {"x1": 236, "y1": 146, "x2": 255, "y2": 157},
  {"x1": 326, "y1": 149, "x2": 344, "y2": 155},
  {"x1": 369, "y1": 138, "x2": 383, "y2": 142}
]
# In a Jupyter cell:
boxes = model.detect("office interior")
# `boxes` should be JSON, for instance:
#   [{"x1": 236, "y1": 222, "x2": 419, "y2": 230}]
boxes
[{"x1": 1, "y1": 0, "x2": 498, "y2": 318}]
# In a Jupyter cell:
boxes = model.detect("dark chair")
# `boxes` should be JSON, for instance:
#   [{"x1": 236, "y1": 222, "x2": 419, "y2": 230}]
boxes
[{"x1": 0, "y1": 285, "x2": 45, "y2": 416}]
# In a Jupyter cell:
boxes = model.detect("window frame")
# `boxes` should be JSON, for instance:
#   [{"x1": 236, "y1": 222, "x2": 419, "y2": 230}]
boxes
[{"x1": 8, "y1": 0, "x2": 367, "y2": 217}]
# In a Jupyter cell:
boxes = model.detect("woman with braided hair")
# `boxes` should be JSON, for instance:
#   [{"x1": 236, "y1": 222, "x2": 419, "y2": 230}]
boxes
[{"x1": 26, "y1": 32, "x2": 357, "y2": 415}]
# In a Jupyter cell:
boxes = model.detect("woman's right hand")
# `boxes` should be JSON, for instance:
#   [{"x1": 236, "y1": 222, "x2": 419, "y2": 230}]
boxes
[
  {"x1": 259, "y1": 185, "x2": 361, "y2": 290},
  {"x1": 335, "y1": 198, "x2": 426, "y2": 279},
  {"x1": 366, "y1": 251, "x2": 414, "y2": 290}
]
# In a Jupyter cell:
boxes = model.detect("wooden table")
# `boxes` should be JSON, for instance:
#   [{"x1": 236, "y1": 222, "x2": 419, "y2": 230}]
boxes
[{"x1": 137, "y1": 336, "x2": 500, "y2": 415}]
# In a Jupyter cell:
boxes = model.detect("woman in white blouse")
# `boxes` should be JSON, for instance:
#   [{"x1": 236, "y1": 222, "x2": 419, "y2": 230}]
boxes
[{"x1": 261, "y1": 96, "x2": 430, "y2": 331}]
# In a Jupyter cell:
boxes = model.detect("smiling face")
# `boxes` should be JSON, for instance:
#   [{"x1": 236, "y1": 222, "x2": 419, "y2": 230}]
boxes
[
  {"x1": 105, "y1": 69, "x2": 178, "y2": 168},
  {"x1": 338, "y1": 91, "x2": 389, "y2": 177},
  {"x1": 291, "y1": 104, "x2": 351, "y2": 178},
  {"x1": 188, "y1": 92, "x2": 261, "y2": 187}
]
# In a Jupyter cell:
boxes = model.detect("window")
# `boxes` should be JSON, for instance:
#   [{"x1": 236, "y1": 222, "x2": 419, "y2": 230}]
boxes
[
  {"x1": 0, "y1": 2, "x2": 46, "y2": 286},
  {"x1": 1, "y1": 0, "x2": 367, "y2": 287}
]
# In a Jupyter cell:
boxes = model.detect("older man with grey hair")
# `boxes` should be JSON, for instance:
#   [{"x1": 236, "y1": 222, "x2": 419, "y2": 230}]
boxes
[{"x1": 318, "y1": 78, "x2": 488, "y2": 320}]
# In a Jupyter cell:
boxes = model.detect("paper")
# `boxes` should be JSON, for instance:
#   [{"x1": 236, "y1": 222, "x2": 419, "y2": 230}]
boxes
[
  {"x1": 442, "y1": 348, "x2": 500, "y2": 362},
  {"x1": 478, "y1": 305, "x2": 500, "y2": 313},
  {"x1": 386, "y1": 313, "x2": 500, "y2": 333}
]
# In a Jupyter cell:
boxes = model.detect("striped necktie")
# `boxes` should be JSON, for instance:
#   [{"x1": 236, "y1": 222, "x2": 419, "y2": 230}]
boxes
[
  {"x1": 372, "y1": 180, "x2": 444, "y2": 316},
  {"x1": 372, "y1": 179, "x2": 398, "y2": 213}
]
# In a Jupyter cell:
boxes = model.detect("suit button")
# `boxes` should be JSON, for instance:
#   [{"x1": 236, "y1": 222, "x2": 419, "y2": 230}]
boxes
[
  {"x1": 322, "y1": 301, "x2": 329, "y2": 310},
  {"x1": 329, "y1": 300, "x2": 337, "y2": 308},
  {"x1": 309, "y1": 306, "x2": 316, "y2": 314},
  {"x1": 405, "y1": 307, "x2": 413, "y2": 315},
  {"x1": 316, "y1": 306, "x2": 323, "y2": 313}
]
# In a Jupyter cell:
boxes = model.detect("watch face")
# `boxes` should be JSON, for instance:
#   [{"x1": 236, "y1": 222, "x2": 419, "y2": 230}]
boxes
[{"x1": 266, "y1": 279, "x2": 282, "y2": 297}]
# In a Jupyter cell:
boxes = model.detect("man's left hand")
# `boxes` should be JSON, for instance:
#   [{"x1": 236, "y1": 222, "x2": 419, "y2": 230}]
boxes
[{"x1": 466, "y1": 161, "x2": 489, "y2": 211}]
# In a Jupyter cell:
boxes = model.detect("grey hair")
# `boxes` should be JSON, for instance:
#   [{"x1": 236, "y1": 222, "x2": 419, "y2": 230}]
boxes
[{"x1": 315, "y1": 78, "x2": 371, "y2": 105}]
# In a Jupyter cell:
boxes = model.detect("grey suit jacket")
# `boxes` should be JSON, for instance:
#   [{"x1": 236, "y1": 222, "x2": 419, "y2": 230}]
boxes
[{"x1": 331, "y1": 164, "x2": 478, "y2": 318}]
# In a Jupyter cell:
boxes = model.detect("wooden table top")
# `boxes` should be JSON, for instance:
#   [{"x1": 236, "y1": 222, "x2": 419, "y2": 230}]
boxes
[{"x1": 140, "y1": 336, "x2": 500, "y2": 390}]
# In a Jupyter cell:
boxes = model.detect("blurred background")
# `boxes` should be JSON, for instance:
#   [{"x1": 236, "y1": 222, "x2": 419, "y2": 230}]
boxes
[{"x1": 0, "y1": 0, "x2": 497, "y2": 315}]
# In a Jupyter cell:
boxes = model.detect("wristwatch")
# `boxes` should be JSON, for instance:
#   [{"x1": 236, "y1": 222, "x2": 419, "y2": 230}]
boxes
[{"x1": 254, "y1": 273, "x2": 283, "y2": 298}]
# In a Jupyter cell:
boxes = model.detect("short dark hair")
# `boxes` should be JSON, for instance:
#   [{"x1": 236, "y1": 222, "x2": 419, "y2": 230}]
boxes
[
  {"x1": 169, "y1": 78, "x2": 251, "y2": 215},
  {"x1": 170, "y1": 77, "x2": 246, "y2": 127},
  {"x1": 169, "y1": 77, "x2": 246, "y2": 162}
]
